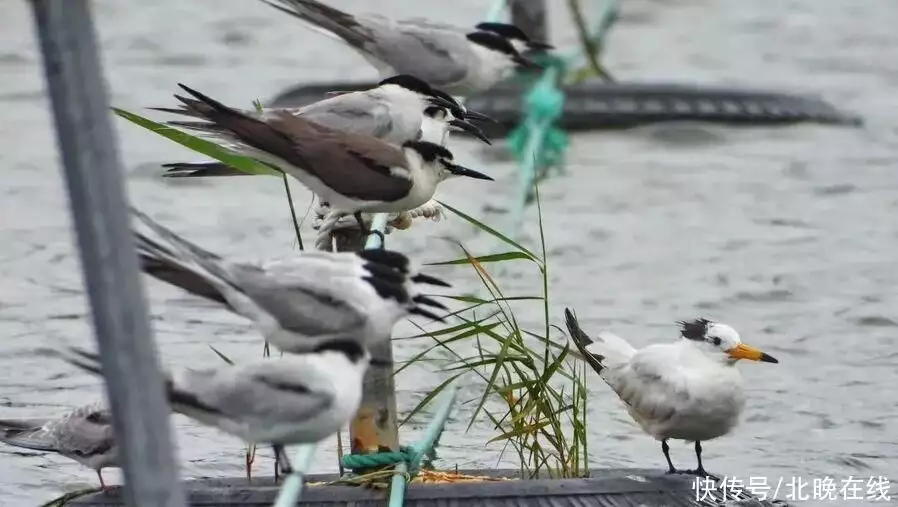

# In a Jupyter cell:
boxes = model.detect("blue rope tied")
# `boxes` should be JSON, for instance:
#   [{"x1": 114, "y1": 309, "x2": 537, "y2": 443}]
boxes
[
  {"x1": 507, "y1": 53, "x2": 570, "y2": 204},
  {"x1": 340, "y1": 443, "x2": 439, "y2": 476}
]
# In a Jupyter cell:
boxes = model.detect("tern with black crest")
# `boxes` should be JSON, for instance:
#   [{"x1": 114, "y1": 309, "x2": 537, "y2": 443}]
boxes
[
  {"x1": 163, "y1": 83, "x2": 493, "y2": 240},
  {"x1": 48, "y1": 343, "x2": 381, "y2": 478},
  {"x1": 160, "y1": 77, "x2": 493, "y2": 178},
  {"x1": 131, "y1": 207, "x2": 450, "y2": 354},
  {"x1": 0, "y1": 401, "x2": 117, "y2": 489},
  {"x1": 563, "y1": 310, "x2": 779, "y2": 480},
  {"x1": 261, "y1": 0, "x2": 543, "y2": 97}
]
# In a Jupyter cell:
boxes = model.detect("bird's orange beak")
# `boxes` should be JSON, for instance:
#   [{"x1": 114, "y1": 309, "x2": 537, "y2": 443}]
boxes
[{"x1": 727, "y1": 343, "x2": 778, "y2": 363}]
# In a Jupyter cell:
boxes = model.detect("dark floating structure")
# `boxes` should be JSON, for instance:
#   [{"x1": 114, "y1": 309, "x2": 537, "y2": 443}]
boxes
[
  {"x1": 60, "y1": 469, "x2": 789, "y2": 506},
  {"x1": 267, "y1": 79, "x2": 863, "y2": 139}
]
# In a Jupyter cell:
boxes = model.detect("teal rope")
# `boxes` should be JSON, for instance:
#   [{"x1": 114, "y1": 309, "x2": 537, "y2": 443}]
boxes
[
  {"x1": 499, "y1": 0, "x2": 620, "y2": 235},
  {"x1": 271, "y1": 443, "x2": 318, "y2": 507},
  {"x1": 388, "y1": 382, "x2": 458, "y2": 507}
]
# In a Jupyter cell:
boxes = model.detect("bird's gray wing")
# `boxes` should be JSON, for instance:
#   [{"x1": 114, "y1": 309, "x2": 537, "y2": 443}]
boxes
[
  {"x1": 298, "y1": 93, "x2": 395, "y2": 139},
  {"x1": 0, "y1": 418, "x2": 58, "y2": 452},
  {"x1": 352, "y1": 18, "x2": 473, "y2": 86},
  {"x1": 230, "y1": 264, "x2": 368, "y2": 337},
  {"x1": 603, "y1": 347, "x2": 691, "y2": 426},
  {"x1": 177, "y1": 363, "x2": 334, "y2": 426}
]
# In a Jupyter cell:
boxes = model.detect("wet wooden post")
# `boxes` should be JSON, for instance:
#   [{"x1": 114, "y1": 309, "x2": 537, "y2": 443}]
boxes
[
  {"x1": 27, "y1": 1, "x2": 187, "y2": 506},
  {"x1": 510, "y1": 0, "x2": 548, "y2": 43},
  {"x1": 321, "y1": 217, "x2": 400, "y2": 456}
]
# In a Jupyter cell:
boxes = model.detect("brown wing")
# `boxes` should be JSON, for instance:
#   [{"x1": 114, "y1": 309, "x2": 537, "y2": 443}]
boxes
[
  {"x1": 265, "y1": 111, "x2": 413, "y2": 202},
  {"x1": 173, "y1": 84, "x2": 414, "y2": 202}
]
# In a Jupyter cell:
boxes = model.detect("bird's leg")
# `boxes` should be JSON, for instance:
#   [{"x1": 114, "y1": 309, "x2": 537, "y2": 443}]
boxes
[
  {"x1": 354, "y1": 212, "x2": 385, "y2": 249},
  {"x1": 661, "y1": 439, "x2": 678, "y2": 474},
  {"x1": 693, "y1": 441, "x2": 719, "y2": 481},
  {"x1": 273, "y1": 444, "x2": 294, "y2": 476},
  {"x1": 96, "y1": 470, "x2": 108, "y2": 491}
]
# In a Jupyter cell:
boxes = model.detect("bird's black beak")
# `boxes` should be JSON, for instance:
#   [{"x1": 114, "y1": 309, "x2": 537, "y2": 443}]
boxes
[
  {"x1": 514, "y1": 54, "x2": 543, "y2": 71},
  {"x1": 447, "y1": 163, "x2": 493, "y2": 181},
  {"x1": 428, "y1": 96, "x2": 458, "y2": 111},
  {"x1": 449, "y1": 118, "x2": 492, "y2": 145},
  {"x1": 369, "y1": 356, "x2": 393, "y2": 367},
  {"x1": 462, "y1": 109, "x2": 500, "y2": 124},
  {"x1": 527, "y1": 41, "x2": 555, "y2": 51}
]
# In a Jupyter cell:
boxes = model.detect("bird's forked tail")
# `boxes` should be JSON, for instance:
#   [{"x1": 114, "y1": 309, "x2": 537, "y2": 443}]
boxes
[{"x1": 564, "y1": 308, "x2": 636, "y2": 375}]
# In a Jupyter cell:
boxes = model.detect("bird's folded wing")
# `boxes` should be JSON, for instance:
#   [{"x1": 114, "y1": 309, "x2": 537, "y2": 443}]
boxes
[
  {"x1": 0, "y1": 420, "x2": 58, "y2": 452},
  {"x1": 182, "y1": 365, "x2": 335, "y2": 425},
  {"x1": 358, "y1": 23, "x2": 470, "y2": 85},
  {"x1": 603, "y1": 351, "x2": 691, "y2": 425},
  {"x1": 231, "y1": 266, "x2": 369, "y2": 337},
  {"x1": 265, "y1": 112, "x2": 413, "y2": 202},
  {"x1": 299, "y1": 94, "x2": 396, "y2": 139}
]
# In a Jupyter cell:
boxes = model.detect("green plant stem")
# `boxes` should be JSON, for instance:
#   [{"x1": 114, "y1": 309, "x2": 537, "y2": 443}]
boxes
[
  {"x1": 567, "y1": 0, "x2": 615, "y2": 83},
  {"x1": 281, "y1": 174, "x2": 304, "y2": 250}
]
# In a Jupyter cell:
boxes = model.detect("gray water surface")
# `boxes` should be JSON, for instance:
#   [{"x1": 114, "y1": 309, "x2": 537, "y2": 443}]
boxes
[{"x1": 1, "y1": 0, "x2": 896, "y2": 505}]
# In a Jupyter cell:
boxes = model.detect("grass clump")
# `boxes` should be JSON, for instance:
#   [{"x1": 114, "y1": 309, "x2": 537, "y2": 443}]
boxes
[{"x1": 397, "y1": 188, "x2": 591, "y2": 479}]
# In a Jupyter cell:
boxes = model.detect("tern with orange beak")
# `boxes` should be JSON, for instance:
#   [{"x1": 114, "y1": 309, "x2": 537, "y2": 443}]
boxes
[{"x1": 564, "y1": 310, "x2": 778, "y2": 480}]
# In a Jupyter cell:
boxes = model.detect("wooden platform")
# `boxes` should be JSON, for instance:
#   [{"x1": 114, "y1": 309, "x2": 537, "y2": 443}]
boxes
[{"x1": 58, "y1": 468, "x2": 790, "y2": 506}]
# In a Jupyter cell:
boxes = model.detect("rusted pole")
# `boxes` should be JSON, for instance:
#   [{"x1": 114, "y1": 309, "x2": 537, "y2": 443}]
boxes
[{"x1": 321, "y1": 218, "x2": 399, "y2": 456}]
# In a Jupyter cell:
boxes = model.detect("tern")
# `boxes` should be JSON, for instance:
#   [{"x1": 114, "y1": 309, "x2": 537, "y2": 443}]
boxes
[
  {"x1": 0, "y1": 401, "x2": 117, "y2": 489},
  {"x1": 50, "y1": 343, "x2": 380, "y2": 476},
  {"x1": 563, "y1": 309, "x2": 779, "y2": 480},
  {"x1": 161, "y1": 83, "x2": 493, "y2": 241},
  {"x1": 159, "y1": 84, "x2": 492, "y2": 179},
  {"x1": 154, "y1": 74, "x2": 492, "y2": 148},
  {"x1": 131, "y1": 207, "x2": 450, "y2": 354},
  {"x1": 261, "y1": 0, "x2": 543, "y2": 97}
]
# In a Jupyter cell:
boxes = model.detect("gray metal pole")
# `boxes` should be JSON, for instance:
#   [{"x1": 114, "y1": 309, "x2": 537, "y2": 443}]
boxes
[
  {"x1": 509, "y1": 0, "x2": 548, "y2": 44},
  {"x1": 27, "y1": 2, "x2": 187, "y2": 506}
]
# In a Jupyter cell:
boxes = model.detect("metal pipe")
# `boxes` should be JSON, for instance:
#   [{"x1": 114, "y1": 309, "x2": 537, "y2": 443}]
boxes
[{"x1": 27, "y1": 2, "x2": 187, "y2": 506}]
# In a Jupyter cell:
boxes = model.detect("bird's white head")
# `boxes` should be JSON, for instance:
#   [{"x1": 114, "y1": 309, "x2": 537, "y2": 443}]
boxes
[
  {"x1": 677, "y1": 318, "x2": 779, "y2": 365},
  {"x1": 402, "y1": 141, "x2": 494, "y2": 182}
]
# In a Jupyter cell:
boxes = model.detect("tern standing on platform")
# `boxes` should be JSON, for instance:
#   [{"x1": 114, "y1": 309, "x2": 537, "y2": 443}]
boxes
[
  {"x1": 0, "y1": 401, "x2": 117, "y2": 489},
  {"x1": 564, "y1": 310, "x2": 779, "y2": 480}
]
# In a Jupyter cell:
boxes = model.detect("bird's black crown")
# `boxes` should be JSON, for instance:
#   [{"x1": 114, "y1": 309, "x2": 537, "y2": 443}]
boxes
[
  {"x1": 677, "y1": 318, "x2": 711, "y2": 341},
  {"x1": 475, "y1": 22, "x2": 530, "y2": 41},
  {"x1": 403, "y1": 140, "x2": 454, "y2": 162},
  {"x1": 379, "y1": 74, "x2": 436, "y2": 97},
  {"x1": 466, "y1": 31, "x2": 520, "y2": 57}
]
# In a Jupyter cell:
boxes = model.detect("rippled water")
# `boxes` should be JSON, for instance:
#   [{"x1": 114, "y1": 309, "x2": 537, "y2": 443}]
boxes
[{"x1": 1, "y1": 0, "x2": 897, "y2": 505}]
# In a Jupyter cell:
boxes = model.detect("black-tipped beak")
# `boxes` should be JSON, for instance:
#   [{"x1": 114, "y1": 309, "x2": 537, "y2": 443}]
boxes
[
  {"x1": 527, "y1": 41, "x2": 555, "y2": 51},
  {"x1": 760, "y1": 353, "x2": 779, "y2": 364},
  {"x1": 514, "y1": 54, "x2": 543, "y2": 71},
  {"x1": 409, "y1": 306, "x2": 447, "y2": 323},
  {"x1": 449, "y1": 118, "x2": 492, "y2": 145},
  {"x1": 370, "y1": 356, "x2": 393, "y2": 367},
  {"x1": 462, "y1": 109, "x2": 499, "y2": 125},
  {"x1": 447, "y1": 163, "x2": 493, "y2": 181},
  {"x1": 411, "y1": 273, "x2": 451, "y2": 287},
  {"x1": 428, "y1": 96, "x2": 457, "y2": 111},
  {"x1": 413, "y1": 295, "x2": 448, "y2": 310}
]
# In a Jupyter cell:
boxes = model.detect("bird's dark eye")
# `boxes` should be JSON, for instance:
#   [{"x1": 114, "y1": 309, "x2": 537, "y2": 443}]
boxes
[{"x1": 712, "y1": 337, "x2": 722, "y2": 346}]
